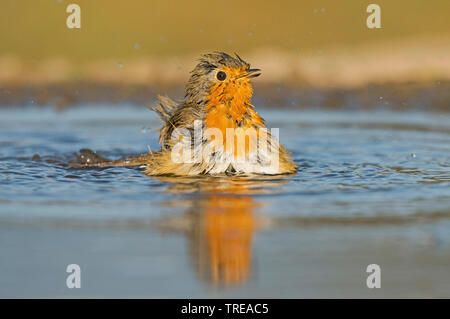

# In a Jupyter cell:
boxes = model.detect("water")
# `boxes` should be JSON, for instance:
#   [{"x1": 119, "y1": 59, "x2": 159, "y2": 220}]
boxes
[{"x1": 1, "y1": 104, "x2": 450, "y2": 297}]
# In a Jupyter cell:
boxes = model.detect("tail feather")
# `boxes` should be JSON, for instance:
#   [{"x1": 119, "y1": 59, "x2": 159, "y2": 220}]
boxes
[{"x1": 69, "y1": 152, "x2": 155, "y2": 168}]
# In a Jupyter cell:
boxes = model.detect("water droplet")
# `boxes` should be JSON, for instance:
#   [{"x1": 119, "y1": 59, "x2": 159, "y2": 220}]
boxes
[{"x1": 118, "y1": 62, "x2": 123, "y2": 68}]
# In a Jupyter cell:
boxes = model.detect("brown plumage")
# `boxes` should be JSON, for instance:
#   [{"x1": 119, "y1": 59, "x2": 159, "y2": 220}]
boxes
[{"x1": 73, "y1": 52, "x2": 298, "y2": 176}]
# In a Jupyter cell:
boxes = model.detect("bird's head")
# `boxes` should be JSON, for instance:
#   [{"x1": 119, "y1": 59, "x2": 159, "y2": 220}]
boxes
[{"x1": 185, "y1": 52, "x2": 261, "y2": 107}]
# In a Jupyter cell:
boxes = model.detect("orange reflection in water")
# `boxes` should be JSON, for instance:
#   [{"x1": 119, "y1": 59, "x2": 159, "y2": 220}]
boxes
[
  {"x1": 203, "y1": 195, "x2": 257, "y2": 285},
  {"x1": 156, "y1": 176, "x2": 289, "y2": 286}
]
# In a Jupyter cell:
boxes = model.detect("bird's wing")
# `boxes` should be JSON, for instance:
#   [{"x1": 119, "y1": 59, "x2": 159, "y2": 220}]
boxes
[
  {"x1": 149, "y1": 94, "x2": 202, "y2": 148},
  {"x1": 150, "y1": 95, "x2": 179, "y2": 121}
]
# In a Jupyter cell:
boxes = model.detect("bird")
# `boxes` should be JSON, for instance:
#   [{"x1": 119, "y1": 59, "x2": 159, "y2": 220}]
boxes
[{"x1": 74, "y1": 52, "x2": 297, "y2": 176}]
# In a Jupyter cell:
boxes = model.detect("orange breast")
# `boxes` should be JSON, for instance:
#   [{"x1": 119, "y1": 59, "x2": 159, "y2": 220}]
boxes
[{"x1": 204, "y1": 74, "x2": 264, "y2": 157}]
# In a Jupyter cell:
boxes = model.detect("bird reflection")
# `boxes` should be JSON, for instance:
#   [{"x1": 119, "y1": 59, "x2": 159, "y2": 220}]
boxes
[{"x1": 155, "y1": 175, "x2": 290, "y2": 287}]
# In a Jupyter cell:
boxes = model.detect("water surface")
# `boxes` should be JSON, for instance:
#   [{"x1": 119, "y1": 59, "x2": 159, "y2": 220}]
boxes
[{"x1": 1, "y1": 104, "x2": 449, "y2": 297}]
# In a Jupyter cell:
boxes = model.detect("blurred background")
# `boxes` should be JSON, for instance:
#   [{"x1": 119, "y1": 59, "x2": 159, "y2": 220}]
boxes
[
  {"x1": 1, "y1": 1, "x2": 450, "y2": 298},
  {"x1": 0, "y1": 0, "x2": 449, "y2": 109}
]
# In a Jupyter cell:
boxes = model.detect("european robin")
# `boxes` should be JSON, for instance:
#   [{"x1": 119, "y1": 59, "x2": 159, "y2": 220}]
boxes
[{"x1": 78, "y1": 52, "x2": 297, "y2": 176}]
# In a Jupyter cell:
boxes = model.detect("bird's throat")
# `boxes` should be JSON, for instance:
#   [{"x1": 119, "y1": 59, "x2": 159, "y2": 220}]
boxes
[
  {"x1": 204, "y1": 83, "x2": 265, "y2": 157},
  {"x1": 204, "y1": 80, "x2": 254, "y2": 133}
]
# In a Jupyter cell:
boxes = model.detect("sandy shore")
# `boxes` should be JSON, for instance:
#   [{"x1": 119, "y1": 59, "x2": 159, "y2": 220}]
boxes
[
  {"x1": 1, "y1": 81, "x2": 448, "y2": 112},
  {"x1": 0, "y1": 35, "x2": 449, "y2": 110}
]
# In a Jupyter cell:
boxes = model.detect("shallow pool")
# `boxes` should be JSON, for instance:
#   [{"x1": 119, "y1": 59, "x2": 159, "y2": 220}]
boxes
[{"x1": 1, "y1": 104, "x2": 449, "y2": 297}]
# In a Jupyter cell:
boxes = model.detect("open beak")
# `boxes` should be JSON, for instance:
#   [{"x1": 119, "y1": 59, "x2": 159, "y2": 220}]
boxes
[{"x1": 240, "y1": 68, "x2": 261, "y2": 79}]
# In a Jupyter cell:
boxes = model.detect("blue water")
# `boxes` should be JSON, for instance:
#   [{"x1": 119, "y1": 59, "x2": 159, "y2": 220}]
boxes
[{"x1": 1, "y1": 104, "x2": 450, "y2": 297}]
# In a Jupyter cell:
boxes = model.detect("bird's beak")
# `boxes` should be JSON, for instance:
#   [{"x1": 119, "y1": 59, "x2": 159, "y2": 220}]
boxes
[{"x1": 240, "y1": 68, "x2": 261, "y2": 79}]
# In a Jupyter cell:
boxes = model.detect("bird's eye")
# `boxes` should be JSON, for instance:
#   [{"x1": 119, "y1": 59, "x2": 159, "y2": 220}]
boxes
[{"x1": 216, "y1": 71, "x2": 227, "y2": 81}]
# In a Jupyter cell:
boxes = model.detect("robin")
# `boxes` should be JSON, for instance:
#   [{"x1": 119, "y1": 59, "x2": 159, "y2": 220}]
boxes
[{"x1": 77, "y1": 52, "x2": 297, "y2": 176}]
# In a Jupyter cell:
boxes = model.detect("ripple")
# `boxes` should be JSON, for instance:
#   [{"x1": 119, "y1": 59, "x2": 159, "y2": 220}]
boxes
[{"x1": 0, "y1": 106, "x2": 449, "y2": 226}]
